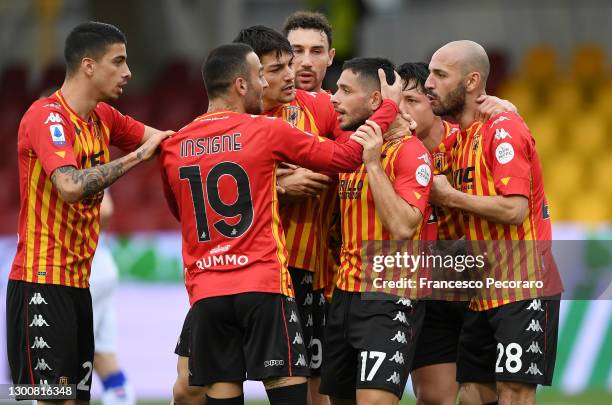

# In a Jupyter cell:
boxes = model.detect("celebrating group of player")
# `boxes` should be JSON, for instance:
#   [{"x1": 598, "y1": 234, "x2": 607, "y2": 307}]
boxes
[{"x1": 7, "y1": 10, "x2": 563, "y2": 405}]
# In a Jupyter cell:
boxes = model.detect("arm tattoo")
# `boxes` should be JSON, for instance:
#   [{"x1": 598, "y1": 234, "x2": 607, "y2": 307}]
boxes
[{"x1": 51, "y1": 159, "x2": 128, "y2": 200}]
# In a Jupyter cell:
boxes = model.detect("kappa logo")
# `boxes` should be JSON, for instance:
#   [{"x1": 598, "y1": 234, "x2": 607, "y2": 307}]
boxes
[
  {"x1": 386, "y1": 372, "x2": 401, "y2": 385},
  {"x1": 34, "y1": 358, "x2": 52, "y2": 371},
  {"x1": 393, "y1": 311, "x2": 408, "y2": 325},
  {"x1": 396, "y1": 298, "x2": 412, "y2": 307},
  {"x1": 490, "y1": 115, "x2": 510, "y2": 127},
  {"x1": 494, "y1": 128, "x2": 512, "y2": 140},
  {"x1": 293, "y1": 332, "x2": 304, "y2": 345},
  {"x1": 295, "y1": 354, "x2": 307, "y2": 367},
  {"x1": 301, "y1": 273, "x2": 313, "y2": 285},
  {"x1": 389, "y1": 351, "x2": 405, "y2": 364},
  {"x1": 318, "y1": 293, "x2": 326, "y2": 306},
  {"x1": 31, "y1": 336, "x2": 51, "y2": 349},
  {"x1": 29, "y1": 293, "x2": 48, "y2": 305},
  {"x1": 391, "y1": 331, "x2": 408, "y2": 344},
  {"x1": 264, "y1": 359, "x2": 285, "y2": 368},
  {"x1": 525, "y1": 362, "x2": 543, "y2": 376},
  {"x1": 304, "y1": 293, "x2": 313, "y2": 306},
  {"x1": 289, "y1": 310, "x2": 299, "y2": 323},
  {"x1": 526, "y1": 319, "x2": 544, "y2": 332},
  {"x1": 306, "y1": 314, "x2": 313, "y2": 327},
  {"x1": 44, "y1": 112, "x2": 63, "y2": 124},
  {"x1": 527, "y1": 299, "x2": 544, "y2": 312},
  {"x1": 527, "y1": 341, "x2": 543, "y2": 354},
  {"x1": 29, "y1": 315, "x2": 50, "y2": 327}
]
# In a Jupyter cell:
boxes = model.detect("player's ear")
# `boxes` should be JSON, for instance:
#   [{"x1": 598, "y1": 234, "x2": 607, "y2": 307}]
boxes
[
  {"x1": 82, "y1": 57, "x2": 95, "y2": 78},
  {"x1": 235, "y1": 77, "x2": 248, "y2": 96},
  {"x1": 370, "y1": 90, "x2": 383, "y2": 110},
  {"x1": 327, "y1": 48, "x2": 336, "y2": 67},
  {"x1": 465, "y1": 71, "x2": 480, "y2": 92}
]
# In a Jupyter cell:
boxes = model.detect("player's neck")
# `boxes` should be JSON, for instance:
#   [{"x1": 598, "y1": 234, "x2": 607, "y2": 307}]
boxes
[
  {"x1": 263, "y1": 97, "x2": 282, "y2": 112},
  {"x1": 207, "y1": 98, "x2": 245, "y2": 114},
  {"x1": 419, "y1": 117, "x2": 445, "y2": 153},
  {"x1": 59, "y1": 78, "x2": 99, "y2": 121},
  {"x1": 457, "y1": 92, "x2": 484, "y2": 130}
]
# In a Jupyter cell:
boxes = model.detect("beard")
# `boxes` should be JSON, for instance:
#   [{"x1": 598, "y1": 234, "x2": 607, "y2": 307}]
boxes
[
  {"x1": 430, "y1": 83, "x2": 466, "y2": 118},
  {"x1": 340, "y1": 105, "x2": 373, "y2": 131},
  {"x1": 245, "y1": 92, "x2": 263, "y2": 115}
]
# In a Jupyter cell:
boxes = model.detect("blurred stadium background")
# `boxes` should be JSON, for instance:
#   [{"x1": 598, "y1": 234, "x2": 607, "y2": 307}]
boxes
[{"x1": 0, "y1": 0, "x2": 610, "y2": 403}]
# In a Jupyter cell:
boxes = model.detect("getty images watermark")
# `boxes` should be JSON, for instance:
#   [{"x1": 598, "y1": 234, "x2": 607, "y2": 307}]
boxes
[{"x1": 359, "y1": 240, "x2": 562, "y2": 301}]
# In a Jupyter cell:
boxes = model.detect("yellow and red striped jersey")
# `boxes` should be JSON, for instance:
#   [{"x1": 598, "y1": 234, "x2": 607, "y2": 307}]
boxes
[
  {"x1": 433, "y1": 121, "x2": 463, "y2": 240},
  {"x1": 10, "y1": 91, "x2": 144, "y2": 288},
  {"x1": 336, "y1": 135, "x2": 435, "y2": 295},
  {"x1": 265, "y1": 90, "x2": 342, "y2": 279},
  {"x1": 451, "y1": 112, "x2": 563, "y2": 310}
]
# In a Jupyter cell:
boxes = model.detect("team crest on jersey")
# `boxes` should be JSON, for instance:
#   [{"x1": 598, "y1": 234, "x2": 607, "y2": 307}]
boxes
[
  {"x1": 472, "y1": 134, "x2": 480, "y2": 151},
  {"x1": 433, "y1": 152, "x2": 446, "y2": 172},
  {"x1": 284, "y1": 105, "x2": 302, "y2": 127}
]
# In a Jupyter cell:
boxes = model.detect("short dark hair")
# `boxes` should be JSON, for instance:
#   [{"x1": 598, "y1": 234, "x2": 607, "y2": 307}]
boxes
[
  {"x1": 397, "y1": 62, "x2": 429, "y2": 92},
  {"x1": 233, "y1": 25, "x2": 293, "y2": 60},
  {"x1": 342, "y1": 57, "x2": 396, "y2": 90},
  {"x1": 202, "y1": 43, "x2": 254, "y2": 99},
  {"x1": 64, "y1": 21, "x2": 126, "y2": 75},
  {"x1": 282, "y1": 11, "x2": 333, "y2": 49}
]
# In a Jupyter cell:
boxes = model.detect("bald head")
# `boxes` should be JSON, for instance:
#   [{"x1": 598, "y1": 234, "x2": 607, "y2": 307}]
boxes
[{"x1": 435, "y1": 40, "x2": 490, "y2": 86}]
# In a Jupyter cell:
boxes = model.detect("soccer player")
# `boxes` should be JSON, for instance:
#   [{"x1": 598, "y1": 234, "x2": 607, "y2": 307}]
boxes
[
  {"x1": 6, "y1": 21, "x2": 171, "y2": 403},
  {"x1": 283, "y1": 11, "x2": 335, "y2": 93},
  {"x1": 233, "y1": 25, "x2": 348, "y2": 404},
  {"x1": 426, "y1": 40, "x2": 563, "y2": 405},
  {"x1": 90, "y1": 191, "x2": 136, "y2": 405},
  {"x1": 159, "y1": 43, "x2": 401, "y2": 405},
  {"x1": 319, "y1": 58, "x2": 435, "y2": 405},
  {"x1": 397, "y1": 62, "x2": 515, "y2": 405}
]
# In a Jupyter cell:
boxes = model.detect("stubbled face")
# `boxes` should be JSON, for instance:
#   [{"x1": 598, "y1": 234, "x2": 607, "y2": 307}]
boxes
[
  {"x1": 425, "y1": 48, "x2": 466, "y2": 118},
  {"x1": 399, "y1": 80, "x2": 436, "y2": 137},
  {"x1": 244, "y1": 52, "x2": 269, "y2": 115},
  {"x1": 331, "y1": 69, "x2": 375, "y2": 131},
  {"x1": 260, "y1": 51, "x2": 295, "y2": 109},
  {"x1": 91, "y1": 42, "x2": 131, "y2": 101},
  {"x1": 287, "y1": 28, "x2": 334, "y2": 92}
]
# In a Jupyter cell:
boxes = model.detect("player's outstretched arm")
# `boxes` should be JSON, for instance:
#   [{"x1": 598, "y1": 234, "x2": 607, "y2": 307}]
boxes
[{"x1": 51, "y1": 130, "x2": 172, "y2": 203}]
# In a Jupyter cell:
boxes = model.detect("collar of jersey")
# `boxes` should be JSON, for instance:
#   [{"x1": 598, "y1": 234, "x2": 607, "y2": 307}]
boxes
[
  {"x1": 195, "y1": 110, "x2": 240, "y2": 121},
  {"x1": 55, "y1": 90, "x2": 95, "y2": 125},
  {"x1": 462, "y1": 120, "x2": 483, "y2": 136}
]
